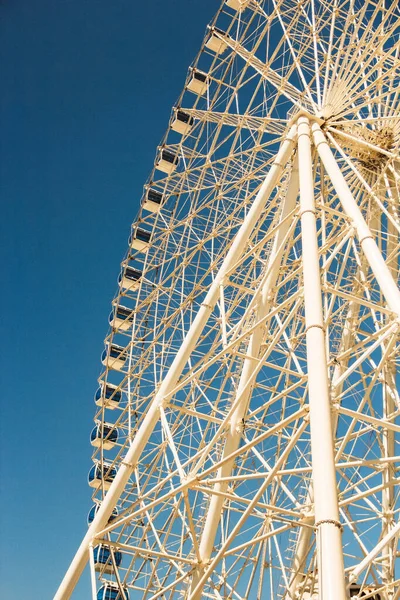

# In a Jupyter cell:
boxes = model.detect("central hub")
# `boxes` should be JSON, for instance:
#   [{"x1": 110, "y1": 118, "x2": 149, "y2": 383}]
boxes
[{"x1": 333, "y1": 124, "x2": 395, "y2": 169}]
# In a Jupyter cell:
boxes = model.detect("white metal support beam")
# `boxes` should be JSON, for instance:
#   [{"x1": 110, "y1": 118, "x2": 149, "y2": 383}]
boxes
[
  {"x1": 312, "y1": 122, "x2": 400, "y2": 318},
  {"x1": 382, "y1": 176, "x2": 400, "y2": 597},
  {"x1": 54, "y1": 125, "x2": 297, "y2": 600},
  {"x1": 88, "y1": 545, "x2": 97, "y2": 600},
  {"x1": 349, "y1": 521, "x2": 400, "y2": 583},
  {"x1": 298, "y1": 115, "x2": 346, "y2": 600}
]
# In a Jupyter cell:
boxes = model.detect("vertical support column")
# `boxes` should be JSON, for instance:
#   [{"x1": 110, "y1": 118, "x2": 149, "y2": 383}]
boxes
[
  {"x1": 382, "y1": 176, "x2": 398, "y2": 598},
  {"x1": 297, "y1": 116, "x2": 346, "y2": 600},
  {"x1": 287, "y1": 293, "x2": 360, "y2": 599},
  {"x1": 88, "y1": 545, "x2": 98, "y2": 600},
  {"x1": 54, "y1": 126, "x2": 297, "y2": 600},
  {"x1": 287, "y1": 509, "x2": 314, "y2": 598}
]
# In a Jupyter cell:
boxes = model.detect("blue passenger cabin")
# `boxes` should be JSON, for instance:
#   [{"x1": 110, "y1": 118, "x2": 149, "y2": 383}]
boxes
[
  {"x1": 102, "y1": 343, "x2": 127, "y2": 371},
  {"x1": 109, "y1": 305, "x2": 134, "y2": 331},
  {"x1": 142, "y1": 188, "x2": 164, "y2": 213},
  {"x1": 88, "y1": 462, "x2": 117, "y2": 490},
  {"x1": 156, "y1": 148, "x2": 179, "y2": 174},
  {"x1": 171, "y1": 109, "x2": 194, "y2": 135},
  {"x1": 95, "y1": 383, "x2": 122, "y2": 410},
  {"x1": 93, "y1": 544, "x2": 122, "y2": 573},
  {"x1": 90, "y1": 423, "x2": 119, "y2": 450},
  {"x1": 130, "y1": 227, "x2": 152, "y2": 252},
  {"x1": 87, "y1": 504, "x2": 118, "y2": 526},
  {"x1": 118, "y1": 266, "x2": 142, "y2": 291},
  {"x1": 97, "y1": 582, "x2": 130, "y2": 600}
]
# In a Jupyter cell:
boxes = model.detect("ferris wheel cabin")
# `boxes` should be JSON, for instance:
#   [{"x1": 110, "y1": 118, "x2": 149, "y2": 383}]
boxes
[
  {"x1": 95, "y1": 382, "x2": 122, "y2": 410},
  {"x1": 171, "y1": 109, "x2": 194, "y2": 135},
  {"x1": 97, "y1": 582, "x2": 130, "y2": 600},
  {"x1": 142, "y1": 188, "x2": 165, "y2": 213},
  {"x1": 187, "y1": 69, "x2": 209, "y2": 95},
  {"x1": 225, "y1": 0, "x2": 248, "y2": 10},
  {"x1": 90, "y1": 423, "x2": 119, "y2": 449},
  {"x1": 118, "y1": 266, "x2": 142, "y2": 291},
  {"x1": 88, "y1": 462, "x2": 117, "y2": 490},
  {"x1": 156, "y1": 148, "x2": 179, "y2": 174},
  {"x1": 205, "y1": 27, "x2": 229, "y2": 54},
  {"x1": 101, "y1": 343, "x2": 127, "y2": 371},
  {"x1": 87, "y1": 503, "x2": 118, "y2": 526},
  {"x1": 93, "y1": 544, "x2": 122, "y2": 573},
  {"x1": 109, "y1": 305, "x2": 134, "y2": 331},
  {"x1": 129, "y1": 227, "x2": 152, "y2": 252}
]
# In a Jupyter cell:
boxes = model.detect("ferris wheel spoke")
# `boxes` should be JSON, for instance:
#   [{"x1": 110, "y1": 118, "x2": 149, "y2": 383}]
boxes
[
  {"x1": 333, "y1": 84, "x2": 400, "y2": 121},
  {"x1": 176, "y1": 108, "x2": 287, "y2": 136},
  {"x1": 323, "y1": 0, "x2": 358, "y2": 106},
  {"x1": 334, "y1": 2, "x2": 396, "y2": 92},
  {"x1": 340, "y1": 48, "x2": 400, "y2": 114},
  {"x1": 271, "y1": 0, "x2": 323, "y2": 109},
  {"x1": 216, "y1": 32, "x2": 316, "y2": 112}
]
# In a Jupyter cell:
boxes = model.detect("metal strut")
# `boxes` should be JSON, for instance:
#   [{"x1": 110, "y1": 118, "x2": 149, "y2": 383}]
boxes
[{"x1": 298, "y1": 115, "x2": 347, "y2": 600}]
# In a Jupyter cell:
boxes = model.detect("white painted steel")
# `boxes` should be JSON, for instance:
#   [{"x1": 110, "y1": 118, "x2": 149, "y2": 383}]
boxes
[
  {"x1": 298, "y1": 116, "x2": 346, "y2": 600},
  {"x1": 350, "y1": 520, "x2": 400, "y2": 583},
  {"x1": 88, "y1": 545, "x2": 98, "y2": 600},
  {"x1": 312, "y1": 122, "x2": 400, "y2": 318}
]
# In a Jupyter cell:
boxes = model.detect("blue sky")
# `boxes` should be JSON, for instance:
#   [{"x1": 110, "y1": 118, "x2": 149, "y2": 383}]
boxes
[{"x1": 0, "y1": 1, "x2": 217, "y2": 597}]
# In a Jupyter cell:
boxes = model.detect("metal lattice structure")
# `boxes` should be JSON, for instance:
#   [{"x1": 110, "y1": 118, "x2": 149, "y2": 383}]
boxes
[{"x1": 55, "y1": 1, "x2": 400, "y2": 599}]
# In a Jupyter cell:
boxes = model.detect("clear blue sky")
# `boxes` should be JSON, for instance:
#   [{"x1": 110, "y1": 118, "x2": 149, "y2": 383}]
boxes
[{"x1": 0, "y1": 1, "x2": 217, "y2": 597}]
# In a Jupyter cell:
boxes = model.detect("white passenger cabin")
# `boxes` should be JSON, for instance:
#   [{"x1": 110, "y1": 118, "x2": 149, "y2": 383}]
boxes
[
  {"x1": 130, "y1": 227, "x2": 151, "y2": 252},
  {"x1": 118, "y1": 266, "x2": 142, "y2": 291},
  {"x1": 101, "y1": 343, "x2": 127, "y2": 371},
  {"x1": 171, "y1": 109, "x2": 194, "y2": 135},
  {"x1": 95, "y1": 383, "x2": 121, "y2": 410},
  {"x1": 226, "y1": 0, "x2": 248, "y2": 10},
  {"x1": 156, "y1": 149, "x2": 179, "y2": 174},
  {"x1": 142, "y1": 189, "x2": 164, "y2": 213},
  {"x1": 187, "y1": 69, "x2": 209, "y2": 95},
  {"x1": 206, "y1": 27, "x2": 229, "y2": 54}
]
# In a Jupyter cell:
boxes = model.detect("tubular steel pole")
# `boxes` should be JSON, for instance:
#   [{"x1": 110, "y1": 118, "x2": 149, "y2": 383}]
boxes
[
  {"x1": 312, "y1": 122, "x2": 400, "y2": 318},
  {"x1": 297, "y1": 116, "x2": 346, "y2": 600},
  {"x1": 88, "y1": 546, "x2": 98, "y2": 600},
  {"x1": 349, "y1": 520, "x2": 400, "y2": 583},
  {"x1": 382, "y1": 178, "x2": 399, "y2": 594},
  {"x1": 54, "y1": 125, "x2": 297, "y2": 600}
]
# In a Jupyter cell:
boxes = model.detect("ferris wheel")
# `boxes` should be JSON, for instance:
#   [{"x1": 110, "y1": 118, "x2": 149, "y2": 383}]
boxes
[{"x1": 55, "y1": 1, "x2": 400, "y2": 599}]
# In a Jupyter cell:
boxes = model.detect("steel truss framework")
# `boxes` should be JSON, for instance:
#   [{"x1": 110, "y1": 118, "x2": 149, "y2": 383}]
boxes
[{"x1": 55, "y1": 1, "x2": 400, "y2": 599}]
